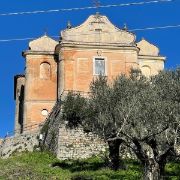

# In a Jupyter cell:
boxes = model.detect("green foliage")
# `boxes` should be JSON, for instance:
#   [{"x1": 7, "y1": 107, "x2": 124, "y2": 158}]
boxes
[
  {"x1": 166, "y1": 161, "x2": 180, "y2": 176},
  {"x1": 62, "y1": 69, "x2": 180, "y2": 178},
  {"x1": 62, "y1": 92, "x2": 87, "y2": 128}
]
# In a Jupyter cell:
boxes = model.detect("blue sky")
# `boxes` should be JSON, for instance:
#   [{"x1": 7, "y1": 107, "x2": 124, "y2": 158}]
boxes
[{"x1": 0, "y1": 0, "x2": 180, "y2": 137}]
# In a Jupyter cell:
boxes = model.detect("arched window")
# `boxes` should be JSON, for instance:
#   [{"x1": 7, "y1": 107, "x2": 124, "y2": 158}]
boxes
[
  {"x1": 40, "y1": 62, "x2": 51, "y2": 79},
  {"x1": 141, "y1": 65, "x2": 151, "y2": 77}
]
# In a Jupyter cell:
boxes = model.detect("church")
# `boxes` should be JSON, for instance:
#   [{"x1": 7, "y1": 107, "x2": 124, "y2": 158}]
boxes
[{"x1": 14, "y1": 13, "x2": 165, "y2": 134}]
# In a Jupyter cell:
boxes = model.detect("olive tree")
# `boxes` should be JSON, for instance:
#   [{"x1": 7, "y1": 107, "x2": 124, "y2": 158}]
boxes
[
  {"x1": 61, "y1": 69, "x2": 180, "y2": 179},
  {"x1": 85, "y1": 75, "x2": 140, "y2": 170},
  {"x1": 62, "y1": 75, "x2": 137, "y2": 170},
  {"x1": 111, "y1": 69, "x2": 180, "y2": 179},
  {"x1": 120, "y1": 77, "x2": 177, "y2": 179}
]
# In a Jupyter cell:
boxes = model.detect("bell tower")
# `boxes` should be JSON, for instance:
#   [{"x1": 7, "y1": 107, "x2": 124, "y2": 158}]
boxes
[{"x1": 21, "y1": 35, "x2": 58, "y2": 132}]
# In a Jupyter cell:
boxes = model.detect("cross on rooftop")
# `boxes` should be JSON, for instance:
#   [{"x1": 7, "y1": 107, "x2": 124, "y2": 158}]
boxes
[{"x1": 93, "y1": 0, "x2": 101, "y2": 10}]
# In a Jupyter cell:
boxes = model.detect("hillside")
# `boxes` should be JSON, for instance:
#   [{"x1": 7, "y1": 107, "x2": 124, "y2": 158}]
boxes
[{"x1": 0, "y1": 151, "x2": 179, "y2": 180}]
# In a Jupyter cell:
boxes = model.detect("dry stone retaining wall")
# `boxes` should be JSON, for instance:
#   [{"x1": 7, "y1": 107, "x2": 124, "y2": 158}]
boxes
[
  {"x1": 42, "y1": 102, "x2": 107, "y2": 160},
  {"x1": 57, "y1": 124, "x2": 107, "y2": 160},
  {"x1": 0, "y1": 131, "x2": 39, "y2": 159}
]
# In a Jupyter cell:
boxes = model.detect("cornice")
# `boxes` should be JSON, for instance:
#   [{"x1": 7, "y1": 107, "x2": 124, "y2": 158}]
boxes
[
  {"x1": 22, "y1": 50, "x2": 58, "y2": 57},
  {"x1": 58, "y1": 41, "x2": 139, "y2": 52},
  {"x1": 138, "y1": 55, "x2": 166, "y2": 61}
]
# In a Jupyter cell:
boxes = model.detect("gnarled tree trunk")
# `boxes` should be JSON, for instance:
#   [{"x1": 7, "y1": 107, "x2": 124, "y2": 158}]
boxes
[
  {"x1": 131, "y1": 139, "x2": 164, "y2": 180},
  {"x1": 108, "y1": 138, "x2": 123, "y2": 170},
  {"x1": 143, "y1": 158, "x2": 161, "y2": 180},
  {"x1": 158, "y1": 158, "x2": 166, "y2": 177}
]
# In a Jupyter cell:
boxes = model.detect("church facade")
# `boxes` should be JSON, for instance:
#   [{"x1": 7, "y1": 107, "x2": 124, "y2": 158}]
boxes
[{"x1": 14, "y1": 14, "x2": 165, "y2": 134}]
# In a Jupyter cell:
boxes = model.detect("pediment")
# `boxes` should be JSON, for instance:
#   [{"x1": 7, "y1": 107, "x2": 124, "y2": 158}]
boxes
[
  {"x1": 29, "y1": 35, "x2": 58, "y2": 51},
  {"x1": 137, "y1": 39, "x2": 159, "y2": 56},
  {"x1": 61, "y1": 14, "x2": 136, "y2": 45}
]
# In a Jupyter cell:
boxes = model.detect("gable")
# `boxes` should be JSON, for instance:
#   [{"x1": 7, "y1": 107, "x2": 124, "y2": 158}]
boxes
[
  {"x1": 29, "y1": 35, "x2": 58, "y2": 51},
  {"x1": 137, "y1": 39, "x2": 159, "y2": 56},
  {"x1": 61, "y1": 14, "x2": 136, "y2": 45}
]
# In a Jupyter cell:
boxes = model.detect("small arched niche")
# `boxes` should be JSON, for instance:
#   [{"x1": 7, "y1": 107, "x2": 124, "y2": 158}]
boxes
[
  {"x1": 40, "y1": 62, "x2": 51, "y2": 79},
  {"x1": 141, "y1": 65, "x2": 151, "y2": 77}
]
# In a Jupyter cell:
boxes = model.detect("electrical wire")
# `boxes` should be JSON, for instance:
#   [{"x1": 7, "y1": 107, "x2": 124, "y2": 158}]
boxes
[
  {"x1": 0, "y1": 23, "x2": 180, "y2": 43},
  {"x1": 131, "y1": 24, "x2": 180, "y2": 31},
  {"x1": 0, "y1": 0, "x2": 173, "y2": 16},
  {"x1": 0, "y1": 37, "x2": 35, "y2": 42}
]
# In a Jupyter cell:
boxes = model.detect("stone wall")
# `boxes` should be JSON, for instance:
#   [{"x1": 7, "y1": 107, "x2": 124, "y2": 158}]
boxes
[
  {"x1": 42, "y1": 102, "x2": 107, "y2": 160},
  {"x1": 57, "y1": 124, "x2": 106, "y2": 160},
  {"x1": 0, "y1": 131, "x2": 39, "y2": 159}
]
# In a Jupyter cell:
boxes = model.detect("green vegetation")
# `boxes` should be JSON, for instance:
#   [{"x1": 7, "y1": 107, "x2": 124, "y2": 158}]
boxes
[
  {"x1": 62, "y1": 69, "x2": 180, "y2": 179},
  {"x1": 0, "y1": 151, "x2": 179, "y2": 179}
]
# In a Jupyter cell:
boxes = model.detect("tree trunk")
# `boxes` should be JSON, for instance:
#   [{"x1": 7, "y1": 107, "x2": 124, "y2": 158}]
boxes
[
  {"x1": 159, "y1": 159, "x2": 166, "y2": 177},
  {"x1": 108, "y1": 138, "x2": 123, "y2": 170},
  {"x1": 158, "y1": 147, "x2": 173, "y2": 177},
  {"x1": 143, "y1": 158, "x2": 162, "y2": 180}
]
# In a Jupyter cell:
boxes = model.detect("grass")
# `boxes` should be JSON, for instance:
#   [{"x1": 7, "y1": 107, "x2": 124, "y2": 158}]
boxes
[{"x1": 0, "y1": 151, "x2": 179, "y2": 180}]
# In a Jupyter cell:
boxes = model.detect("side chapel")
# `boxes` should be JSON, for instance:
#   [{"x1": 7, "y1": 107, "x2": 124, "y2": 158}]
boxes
[{"x1": 14, "y1": 13, "x2": 165, "y2": 134}]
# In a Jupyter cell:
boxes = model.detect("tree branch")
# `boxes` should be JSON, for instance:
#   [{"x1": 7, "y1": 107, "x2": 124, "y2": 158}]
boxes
[
  {"x1": 141, "y1": 125, "x2": 169, "y2": 141},
  {"x1": 145, "y1": 138, "x2": 159, "y2": 158},
  {"x1": 132, "y1": 138, "x2": 147, "y2": 165}
]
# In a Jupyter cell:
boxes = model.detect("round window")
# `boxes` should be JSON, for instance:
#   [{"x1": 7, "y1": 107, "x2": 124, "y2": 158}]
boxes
[{"x1": 41, "y1": 109, "x2": 48, "y2": 116}]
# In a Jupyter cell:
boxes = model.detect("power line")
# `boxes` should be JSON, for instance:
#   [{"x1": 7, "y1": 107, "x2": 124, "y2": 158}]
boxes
[
  {"x1": 131, "y1": 24, "x2": 180, "y2": 31},
  {"x1": 0, "y1": 37, "x2": 35, "y2": 42},
  {"x1": 0, "y1": 0, "x2": 173, "y2": 16},
  {"x1": 0, "y1": 23, "x2": 180, "y2": 43}
]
